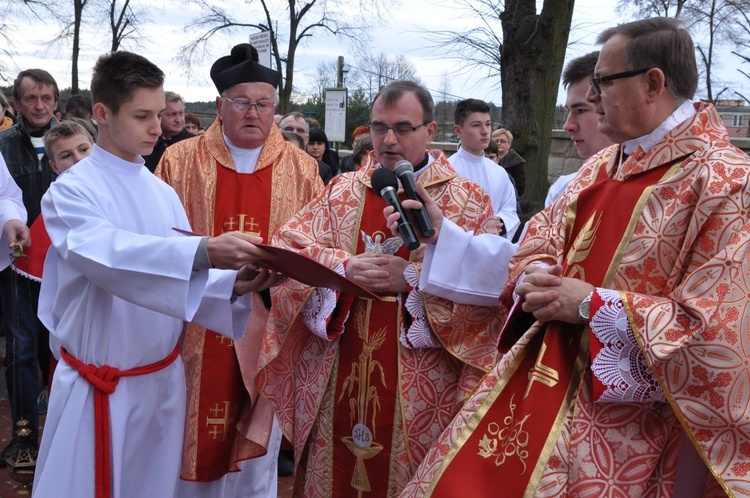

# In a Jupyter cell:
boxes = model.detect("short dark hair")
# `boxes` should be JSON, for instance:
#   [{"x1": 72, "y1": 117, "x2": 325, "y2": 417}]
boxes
[
  {"x1": 562, "y1": 52, "x2": 599, "y2": 88},
  {"x1": 13, "y1": 69, "x2": 59, "y2": 103},
  {"x1": 596, "y1": 17, "x2": 697, "y2": 100},
  {"x1": 372, "y1": 81, "x2": 435, "y2": 123},
  {"x1": 484, "y1": 138, "x2": 499, "y2": 156},
  {"x1": 454, "y1": 98, "x2": 490, "y2": 127},
  {"x1": 91, "y1": 51, "x2": 164, "y2": 114},
  {"x1": 44, "y1": 120, "x2": 94, "y2": 158},
  {"x1": 65, "y1": 95, "x2": 93, "y2": 119}
]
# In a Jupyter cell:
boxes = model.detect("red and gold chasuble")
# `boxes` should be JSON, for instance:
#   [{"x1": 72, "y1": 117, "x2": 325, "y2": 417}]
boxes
[
  {"x1": 331, "y1": 189, "x2": 411, "y2": 498},
  {"x1": 427, "y1": 160, "x2": 680, "y2": 497},
  {"x1": 189, "y1": 166, "x2": 273, "y2": 480},
  {"x1": 156, "y1": 120, "x2": 323, "y2": 481}
]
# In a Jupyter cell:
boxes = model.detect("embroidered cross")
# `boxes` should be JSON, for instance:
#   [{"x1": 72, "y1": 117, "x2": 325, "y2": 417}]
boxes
[
  {"x1": 710, "y1": 164, "x2": 746, "y2": 195},
  {"x1": 223, "y1": 217, "x2": 239, "y2": 232},
  {"x1": 624, "y1": 258, "x2": 667, "y2": 294},
  {"x1": 686, "y1": 365, "x2": 731, "y2": 409},
  {"x1": 206, "y1": 401, "x2": 235, "y2": 441}
]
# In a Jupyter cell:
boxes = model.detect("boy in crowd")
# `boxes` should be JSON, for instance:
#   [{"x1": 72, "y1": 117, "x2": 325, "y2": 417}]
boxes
[
  {"x1": 449, "y1": 98, "x2": 519, "y2": 238},
  {"x1": 12, "y1": 121, "x2": 94, "y2": 283},
  {"x1": 32, "y1": 51, "x2": 284, "y2": 498}
]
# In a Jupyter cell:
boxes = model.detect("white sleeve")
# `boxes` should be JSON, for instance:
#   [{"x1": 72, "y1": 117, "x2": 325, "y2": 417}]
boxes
[
  {"x1": 42, "y1": 177, "x2": 235, "y2": 326},
  {"x1": 419, "y1": 218, "x2": 514, "y2": 306},
  {"x1": 191, "y1": 269, "x2": 253, "y2": 340},
  {"x1": 0, "y1": 155, "x2": 27, "y2": 270}
]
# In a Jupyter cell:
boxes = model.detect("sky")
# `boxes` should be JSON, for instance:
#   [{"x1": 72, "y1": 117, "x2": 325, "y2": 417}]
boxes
[{"x1": 3, "y1": 0, "x2": 748, "y2": 107}]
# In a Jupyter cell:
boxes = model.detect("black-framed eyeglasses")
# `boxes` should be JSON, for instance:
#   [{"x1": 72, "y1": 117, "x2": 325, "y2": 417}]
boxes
[
  {"x1": 221, "y1": 96, "x2": 275, "y2": 114},
  {"x1": 589, "y1": 68, "x2": 650, "y2": 96},
  {"x1": 370, "y1": 122, "x2": 429, "y2": 137}
]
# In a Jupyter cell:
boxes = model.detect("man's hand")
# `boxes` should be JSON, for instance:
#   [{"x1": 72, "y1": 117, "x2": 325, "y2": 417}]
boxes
[
  {"x1": 383, "y1": 182, "x2": 442, "y2": 244},
  {"x1": 3, "y1": 220, "x2": 31, "y2": 254},
  {"x1": 346, "y1": 253, "x2": 409, "y2": 293},
  {"x1": 515, "y1": 264, "x2": 595, "y2": 324},
  {"x1": 207, "y1": 231, "x2": 276, "y2": 270},
  {"x1": 233, "y1": 264, "x2": 288, "y2": 296}
]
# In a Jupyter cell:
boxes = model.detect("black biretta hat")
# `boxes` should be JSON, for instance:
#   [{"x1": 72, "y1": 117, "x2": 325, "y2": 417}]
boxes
[{"x1": 210, "y1": 43, "x2": 282, "y2": 94}]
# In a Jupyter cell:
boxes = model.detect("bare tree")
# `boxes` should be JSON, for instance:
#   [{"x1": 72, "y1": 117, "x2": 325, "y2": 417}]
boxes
[
  {"x1": 424, "y1": 0, "x2": 575, "y2": 217},
  {"x1": 0, "y1": 0, "x2": 62, "y2": 83},
  {"x1": 178, "y1": 0, "x2": 395, "y2": 113},
  {"x1": 615, "y1": 0, "x2": 689, "y2": 17},
  {"x1": 107, "y1": 0, "x2": 148, "y2": 52},
  {"x1": 348, "y1": 53, "x2": 422, "y2": 103}
]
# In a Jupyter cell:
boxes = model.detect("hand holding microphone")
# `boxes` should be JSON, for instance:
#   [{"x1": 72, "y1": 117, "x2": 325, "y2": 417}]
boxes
[
  {"x1": 393, "y1": 160, "x2": 435, "y2": 238},
  {"x1": 371, "y1": 168, "x2": 420, "y2": 251}
]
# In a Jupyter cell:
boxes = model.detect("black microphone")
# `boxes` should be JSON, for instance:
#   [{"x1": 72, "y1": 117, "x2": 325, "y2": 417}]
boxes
[
  {"x1": 393, "y1": 160, "x2": 435, "y2": 238},
  {"x1": 371, "y1": 168, "x2": 420, "y2": 251}
]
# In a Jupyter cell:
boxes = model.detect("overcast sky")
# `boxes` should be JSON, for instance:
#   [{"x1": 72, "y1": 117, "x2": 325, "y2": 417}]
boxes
[{"x1": 3, "y1": 0, "x2": 748, "y2": 106}]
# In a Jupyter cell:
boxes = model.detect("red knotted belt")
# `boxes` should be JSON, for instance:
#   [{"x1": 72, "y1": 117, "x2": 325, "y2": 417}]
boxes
[{"x1": 60, "y1": 345, "x2": 180, "y2": 498}]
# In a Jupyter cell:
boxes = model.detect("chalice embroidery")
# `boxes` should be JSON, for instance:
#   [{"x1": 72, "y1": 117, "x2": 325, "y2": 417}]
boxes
[{"x1": 338, "y1": 300, "x2": 387, "y2": 495}]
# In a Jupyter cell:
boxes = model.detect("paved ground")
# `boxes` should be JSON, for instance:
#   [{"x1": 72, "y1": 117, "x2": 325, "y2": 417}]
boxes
[{"x1": 0, "y1": 338, "x2": 295, "y2": 497}]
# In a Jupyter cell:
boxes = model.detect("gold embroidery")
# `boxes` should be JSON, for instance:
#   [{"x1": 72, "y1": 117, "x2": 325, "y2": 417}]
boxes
[
  {"x1": 524, "y1": 342, "x2": 559, "y2": 398},
  {"x1": 215, "y1": 334, "x2": 232, "y2": 346},
  {"x1": 477, "y1": 394, "x2": 531, "y2": 473},
  {"x1": 565, "y1": 211, "x2": 601, "y2": 280},
  {"x1": 338, "y1": 300, "x2": 387, "y2": 493},
  {"x1": 205, "y1": 401, "x2": 235, "y2": 441}
]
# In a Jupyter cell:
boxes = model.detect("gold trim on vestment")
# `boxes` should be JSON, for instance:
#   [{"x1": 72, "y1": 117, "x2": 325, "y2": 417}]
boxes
[
  {"x1": 423, "y1": 335, "x2": 534, "y2": 497},
  {"x1": 523, "y1": 331, "x2": 590, "y2": 497}
]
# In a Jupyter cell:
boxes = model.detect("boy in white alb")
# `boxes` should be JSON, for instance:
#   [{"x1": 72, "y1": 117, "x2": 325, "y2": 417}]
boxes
[
  {"x1": 33, "y1": 51, "x2": 284, "y2": 498},
  {"x1": 448, "y1": 98, "x2": 520, "y2": 239}
]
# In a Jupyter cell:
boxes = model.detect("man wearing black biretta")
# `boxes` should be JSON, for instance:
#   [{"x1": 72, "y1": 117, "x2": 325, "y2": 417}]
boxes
[{"x1": 153, "y1": 41, "x2": 324, "y2": 498}]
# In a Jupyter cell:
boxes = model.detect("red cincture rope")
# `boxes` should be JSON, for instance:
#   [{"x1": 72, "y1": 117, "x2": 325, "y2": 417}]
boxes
[{"x1": 60, "y1": 345, "x2": 180, "y2": 498}]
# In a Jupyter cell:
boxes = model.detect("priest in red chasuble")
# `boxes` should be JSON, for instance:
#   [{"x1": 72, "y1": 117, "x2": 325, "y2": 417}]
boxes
[
  {"x1": 156, "y1": 44, "x2": 323, "y2": 497},
  {"x1": 400, "y1": 18, "x2": 750, "y2": 498},
  {"x1": 256, "y1": 80, "x2": 503, "y2": 497}
]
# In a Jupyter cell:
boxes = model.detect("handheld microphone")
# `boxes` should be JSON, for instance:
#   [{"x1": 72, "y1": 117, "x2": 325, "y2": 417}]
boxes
[
  {"x1": 393, "y1": 160, "x2": 435, "y2": 238},
  {"x1": 371, "y1": 168, "x2": 420, "y2": 251}
]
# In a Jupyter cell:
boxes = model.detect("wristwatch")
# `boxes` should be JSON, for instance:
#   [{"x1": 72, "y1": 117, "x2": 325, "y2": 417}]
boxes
[{"x1": 578, "y1": 291, "x2": 594, "y2": 323}]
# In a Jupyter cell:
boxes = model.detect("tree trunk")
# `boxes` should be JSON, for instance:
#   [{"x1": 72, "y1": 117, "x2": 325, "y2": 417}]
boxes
[
  {"x1": 500, "y1": 0, "x2": 575, "y2": 219},
  {"x1": 72, "y1": 0, "x2": 84, "y2": 94}
]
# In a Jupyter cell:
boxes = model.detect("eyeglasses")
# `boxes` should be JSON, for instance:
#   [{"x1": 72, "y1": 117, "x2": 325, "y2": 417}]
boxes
[
  {"x1": 282, "y1": 125, "x2": 308, "y2": 135},
  {"x1": 496, "y1": 139, "x2": 509, "y2": 144},
  {"x1": 221, "y1": 96, "x2": 275, "y2": 114},
  {"x1": 589, "y1": 68, "x2": 651, "y2": 96},
  {"x1": 370, "y1": 122, "x2": 429, "y2": 137}
]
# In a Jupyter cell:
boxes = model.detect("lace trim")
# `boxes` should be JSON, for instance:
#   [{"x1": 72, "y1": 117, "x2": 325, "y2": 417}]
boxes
[
  {"x1": 591, "y1": 288, "x2": 665, "y2": 403},
  {"x1": 400, "y1": 264, "x2": 440, "y2": 349},
  {"x1": 301, "y1": 263, "x2": 346, "y2": 341}
]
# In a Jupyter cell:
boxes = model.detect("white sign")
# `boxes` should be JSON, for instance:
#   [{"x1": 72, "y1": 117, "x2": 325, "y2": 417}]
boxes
[
  {"x1": 249, "y1": 31, "x2": 272, "y2": 69},
  {"x1": 325, "y1": 88, "x2": 347, "y2": 143}
]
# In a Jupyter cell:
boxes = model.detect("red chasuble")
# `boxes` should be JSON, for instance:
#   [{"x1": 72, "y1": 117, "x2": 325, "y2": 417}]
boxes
[
  {"x1": 191, "y1": 165, "x2": 273, "y2": 480},
  {"x1": 428, "y1": 160, "x2": 680, "y2": 497},
  {"x1": 330, "y1": 188, "x2": 411, "y2": 498}
]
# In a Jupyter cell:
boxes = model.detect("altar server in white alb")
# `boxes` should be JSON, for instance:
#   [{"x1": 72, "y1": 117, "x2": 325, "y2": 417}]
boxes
[
  {"x1": 448, "y1": 98, "x2": 520, "y2": 239},
  {"x1": 32, "y1": 50, "x2": 285, "y2": 498}
]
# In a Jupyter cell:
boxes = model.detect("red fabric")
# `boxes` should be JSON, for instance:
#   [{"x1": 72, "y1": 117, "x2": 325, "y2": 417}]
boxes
[{"x1": 60, "y1": 345, "x2": 180, "y2": 498}]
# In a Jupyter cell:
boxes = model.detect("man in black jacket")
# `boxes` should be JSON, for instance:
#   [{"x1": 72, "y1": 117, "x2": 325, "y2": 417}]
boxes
[
  {"x1": 0, "y1": 68, "x2": 59, "y2": 465},
  {"x1": 143, "y1": 91, "x2": 195, "y2": 172}
]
